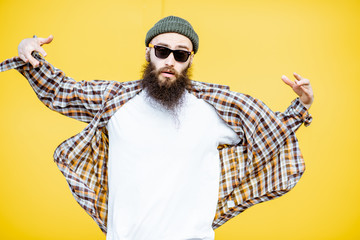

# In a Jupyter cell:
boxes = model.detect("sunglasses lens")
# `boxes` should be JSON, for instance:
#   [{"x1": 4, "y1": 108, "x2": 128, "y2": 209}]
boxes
[
  {"x1": 173, "y1": 51, "x2": 189, "y2": 62},
  {"x1": 154, "y1": 46, "x2": 171, "y2": 59},
  {"x1": 153, "y1": 45, "x2": 191, "y2": 63}
]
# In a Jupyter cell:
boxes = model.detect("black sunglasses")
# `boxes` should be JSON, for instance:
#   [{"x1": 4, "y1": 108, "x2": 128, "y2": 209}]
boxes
[{"x1": 148, "y1": 44, "x2": 194, "y2": 63}]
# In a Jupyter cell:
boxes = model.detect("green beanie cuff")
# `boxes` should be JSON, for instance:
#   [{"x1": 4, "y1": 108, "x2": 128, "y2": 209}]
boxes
[{"x1": 145, "y1": 16, "x2": 199, "y2": 54}]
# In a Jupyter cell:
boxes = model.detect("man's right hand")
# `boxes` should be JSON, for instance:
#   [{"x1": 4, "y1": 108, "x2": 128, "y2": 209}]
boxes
[{"x1": 18, "y1": 35, "x2": 54, "y2": 68}]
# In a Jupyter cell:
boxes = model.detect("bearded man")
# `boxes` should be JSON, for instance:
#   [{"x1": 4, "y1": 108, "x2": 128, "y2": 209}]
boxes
[{"x1": 0, "y1": 16, "x2": 313, "y2": 240}]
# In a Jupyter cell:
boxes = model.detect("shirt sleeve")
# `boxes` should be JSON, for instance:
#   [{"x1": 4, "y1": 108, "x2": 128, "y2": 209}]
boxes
[
  {"x1": 238, "y1": 96, "x2": 306, "y2": 203},
  {"x1": 212, "y1": 92, "x2": 308, "y2": 228},
  {"x1": 274, "y1": 97, "x2": 313, "y2": 132},
  {"x1": 0, "y1": 53, "x2": 120, "y2": 123}
]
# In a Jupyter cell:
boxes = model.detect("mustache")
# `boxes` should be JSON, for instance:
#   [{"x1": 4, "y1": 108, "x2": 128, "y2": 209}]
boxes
[{"x1": 158, "y1": 67, "x2": 178, "y2": 76}]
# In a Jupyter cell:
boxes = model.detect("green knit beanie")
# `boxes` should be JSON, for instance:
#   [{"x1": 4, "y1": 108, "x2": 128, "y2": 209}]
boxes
[{"x1": 145, "y1": 16, "x2": 199, "y2": 54}]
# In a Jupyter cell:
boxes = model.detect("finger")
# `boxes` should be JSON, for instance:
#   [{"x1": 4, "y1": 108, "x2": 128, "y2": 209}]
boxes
[
  {"x1": 18, "y1": 53, "x2": 29, "y2": 63},
  {"x1": 39, "y1": 35, "x2": 54, "y2": 46},
  {"x1": 299, "y1": 85, "x2": 310, "y2": 95},
  {"x1": 24, "y1": 51, "x2": 39, "y2": 67},
  {"x1": 35, "y1": 46, "x2": 47, "y2": 57},
  {"x1": 295, "y1": 78, "x2": 310, "y2": 86},
  {"x1": 281, "y1": 75, "x2": 295, "y2": 87},
  {"x1": 293, "y1": 72, "x2": 303, "y2": 81},
  {"x1": 299, "y1": 86, "x2": 315, "y2": 103}
]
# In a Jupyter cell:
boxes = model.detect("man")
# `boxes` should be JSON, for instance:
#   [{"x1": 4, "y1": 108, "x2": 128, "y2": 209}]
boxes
[{"x1": 0, "y1": 16, "x2": 313, "y2": 240}]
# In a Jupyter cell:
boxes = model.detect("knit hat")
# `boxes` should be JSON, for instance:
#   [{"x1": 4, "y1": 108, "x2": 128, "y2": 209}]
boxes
[{"x1": 145, "y1": 16, "x2": 199, "y2": 54}]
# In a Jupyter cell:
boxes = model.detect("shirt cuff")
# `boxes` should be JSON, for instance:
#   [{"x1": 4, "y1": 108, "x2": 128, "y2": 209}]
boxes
[
  {"x1": 292, "y1": 97, "x2": 313, "y2": 127},
  {"x1": 0, "y1": 52, "x2": 44, "y2": 72}
]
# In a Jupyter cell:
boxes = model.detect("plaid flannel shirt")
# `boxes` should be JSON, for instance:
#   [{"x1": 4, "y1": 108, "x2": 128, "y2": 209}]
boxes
[{"x1": 0, "y1": 53, "x2": 312, "y2": 234}]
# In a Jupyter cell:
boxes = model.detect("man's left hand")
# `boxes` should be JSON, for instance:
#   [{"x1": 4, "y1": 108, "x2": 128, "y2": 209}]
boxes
[{"x1": 281, "y1": 73, "x2": 314, "y2": 110}]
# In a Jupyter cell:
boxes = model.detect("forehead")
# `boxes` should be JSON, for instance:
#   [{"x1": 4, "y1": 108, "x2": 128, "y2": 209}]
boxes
[{"x1": 150, "y1": 32, "x2": 193, "y2": 51}]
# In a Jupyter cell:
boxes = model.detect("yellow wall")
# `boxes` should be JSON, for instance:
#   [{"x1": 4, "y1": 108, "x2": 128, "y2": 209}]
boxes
[{"x1": 0, "y1": 0, "x2": 359, "y2": 239}]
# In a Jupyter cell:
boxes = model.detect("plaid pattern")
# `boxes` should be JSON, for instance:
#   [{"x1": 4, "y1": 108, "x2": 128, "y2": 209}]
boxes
[{"x1": 0, "y1": 54, "x2": 312, "y2": 233}]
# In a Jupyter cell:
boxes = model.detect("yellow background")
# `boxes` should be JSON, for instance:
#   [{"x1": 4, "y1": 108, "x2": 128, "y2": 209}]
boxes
[{"x1": 0, "y1": 0, "x2": 359, "y2": 239}]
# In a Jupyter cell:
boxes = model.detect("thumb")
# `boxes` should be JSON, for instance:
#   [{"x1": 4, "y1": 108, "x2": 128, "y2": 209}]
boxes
[{"x1": 39, "y1": 35, "x2": 54, "y2": 46}]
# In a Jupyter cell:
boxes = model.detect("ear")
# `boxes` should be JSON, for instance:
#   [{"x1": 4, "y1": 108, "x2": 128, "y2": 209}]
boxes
[{"x1": 145, "y1": 47, "x2": 150, "y2": 62}]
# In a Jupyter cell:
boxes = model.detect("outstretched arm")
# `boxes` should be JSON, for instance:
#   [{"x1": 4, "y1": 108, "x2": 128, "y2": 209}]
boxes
[{"x1": 0, "y1": 35, "x2": 120, "y2": 123}]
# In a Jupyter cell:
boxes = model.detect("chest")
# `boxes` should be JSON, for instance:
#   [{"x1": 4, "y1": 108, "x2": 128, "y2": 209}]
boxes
[{"x1": 107, "y1": 92, "x2": 227, "y2": 153}]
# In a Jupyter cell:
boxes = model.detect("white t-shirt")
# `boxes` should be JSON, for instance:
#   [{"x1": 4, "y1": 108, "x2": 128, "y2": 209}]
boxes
[{"x1": 106, "y1": 91, "x2": 239, "y2": 240}]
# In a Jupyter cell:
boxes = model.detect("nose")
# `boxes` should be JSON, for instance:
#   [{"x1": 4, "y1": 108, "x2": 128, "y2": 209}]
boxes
[{"x1": 164, "y1": 52, "x2": 176, "y2": 66}]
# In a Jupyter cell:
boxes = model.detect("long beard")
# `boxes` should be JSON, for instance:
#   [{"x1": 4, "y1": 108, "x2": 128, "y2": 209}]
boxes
[{"x1": 141, "y1": 62, "x2": 192, "y2": 114}]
